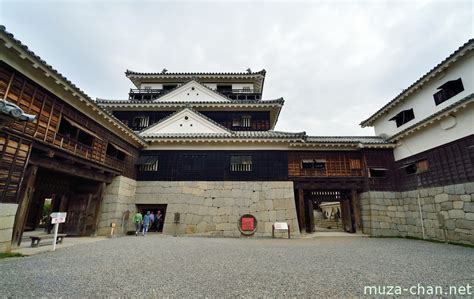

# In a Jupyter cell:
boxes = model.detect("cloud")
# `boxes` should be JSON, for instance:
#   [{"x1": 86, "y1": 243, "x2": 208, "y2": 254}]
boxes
[{"x1": 1, "y1": 0, "x2": 472, "y2": 136}]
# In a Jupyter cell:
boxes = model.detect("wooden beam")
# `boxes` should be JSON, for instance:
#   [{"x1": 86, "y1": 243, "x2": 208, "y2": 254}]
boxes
[
  {"x1": 297, "y1": 188, "x2": 306, "y2": 233},
  {"x1": 92, "y1": 182, "x2": 106, "y2": 237},
  {"x1": 351, "y1": 189, "x2": 362, "y2": 233},
  {"x1": 29, "y1": 156, "x2": 113, "y2": 183},
  {"x1": 11, "y1": 165, "x2": 38, "y2": 247}
]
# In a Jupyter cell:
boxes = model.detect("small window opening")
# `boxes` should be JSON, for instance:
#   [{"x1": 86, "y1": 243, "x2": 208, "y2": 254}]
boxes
[
  {"x1": 389, "y1": 109, "x2": 415, "y2": 127},
  {"x1": 301, "y1": 159, "x2": 326, "y2": 170},
  {"x1": 369, "y1": 167, "x2": 387, "y2": 178},
  {"x1": 137, "y1": 156, "x2": 159, "y2": 172},
  {"x1": 434, "y1": 78, "x2": 464, "y2": 105},
  {"x1": 230, "y1": 155, "x2": 252, "y2": 172},
  {"x1": 404, "y1": 159, "x2": 429, "y2": 175},
  {"x1": 163, "y1": 84, "x2": 178, "y2": 90},
  {"x1": 132, "y1": 116, "x2": 149, "y2": 129}
]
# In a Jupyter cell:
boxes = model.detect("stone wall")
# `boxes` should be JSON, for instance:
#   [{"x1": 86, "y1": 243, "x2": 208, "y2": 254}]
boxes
[
  {"x1": 0, "y1": 203, "x2": 18, "y2": 252},
  {"x1": 97, "y1": 176, "x2": 137, "y2": 236},
  {"x1": 135, "y1": 181, "x2": 300, "y2": 238},
  {"x1": 360, "y1": 182, "x2": 474, "y2": 245}
]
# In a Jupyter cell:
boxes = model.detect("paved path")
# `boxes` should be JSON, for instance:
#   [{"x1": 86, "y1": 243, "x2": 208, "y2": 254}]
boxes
[{"x1": 1, "y1": 235, "x2": 472, "y2": 297}]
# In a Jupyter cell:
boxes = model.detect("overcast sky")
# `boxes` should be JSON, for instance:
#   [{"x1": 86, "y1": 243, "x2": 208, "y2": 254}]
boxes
[{"x1": 1, "y1": 0, "x2": 472, "y2": 136}]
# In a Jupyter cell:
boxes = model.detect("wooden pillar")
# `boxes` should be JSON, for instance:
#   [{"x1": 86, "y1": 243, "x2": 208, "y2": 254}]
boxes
[
  {"x1": 306, "y1": 198, "x2": 315, "y2": 233},
  {"x1": 11, "y1": 165, "x2": 38, "y2": 247},
  {"x1": 297, "y1": 188, "x2": 306, "y2": 233},
  {"x1": 351, "y1": 189, "x2": 362, "y2": 233},
  {"x1": 92, "y1": 182, "x2": 106, "y2": 237}
]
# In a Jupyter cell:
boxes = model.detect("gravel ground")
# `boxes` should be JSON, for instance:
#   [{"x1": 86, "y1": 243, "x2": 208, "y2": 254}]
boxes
[{"x1": 0, "y1": 235, "x2": 473, "y2": 298}]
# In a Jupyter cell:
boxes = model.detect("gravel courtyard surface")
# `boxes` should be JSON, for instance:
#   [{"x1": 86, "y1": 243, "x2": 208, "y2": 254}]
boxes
[{"x1": 1, "y1": 235, "x2": 473, "y2": 297}]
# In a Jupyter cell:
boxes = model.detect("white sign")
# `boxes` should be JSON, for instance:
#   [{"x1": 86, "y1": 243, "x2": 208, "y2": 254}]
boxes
[
  {"x1": 50, "y1": 212, "x2": 67, "y2": 224},
  {"x1": 274, "y1": 222, "x2": 288, "y2": 230}
]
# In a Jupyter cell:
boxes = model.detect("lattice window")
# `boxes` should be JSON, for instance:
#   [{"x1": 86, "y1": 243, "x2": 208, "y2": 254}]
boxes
[
  {"x1": 230, "y1": 155, "x2": 252, "y2": 172},
  {"x1": 132, "y1": 116, "x2": 149, "y2": 129},
  {"x1": 137, "y1": 156, "x2": 159, "y2": 172},
  {"x1": 349, "y1": 159, "x2": 361, "y2": 170},
  {"x1": 241, "y1": 115, "x2": 252, "y2": 127}
]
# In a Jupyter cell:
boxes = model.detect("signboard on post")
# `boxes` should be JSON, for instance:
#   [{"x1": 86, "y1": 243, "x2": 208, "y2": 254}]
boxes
[
  {"x1": 50, "y1": 212, "x2": 67, "y2": 224},
  {"x1": 50, "y1": 212, "x2": 67, "y2": 251}
]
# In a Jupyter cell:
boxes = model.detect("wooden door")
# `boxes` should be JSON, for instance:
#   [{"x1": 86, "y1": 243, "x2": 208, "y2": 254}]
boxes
[{"x1": 340, "y1": 198, "x2": 355, "y2": 233}]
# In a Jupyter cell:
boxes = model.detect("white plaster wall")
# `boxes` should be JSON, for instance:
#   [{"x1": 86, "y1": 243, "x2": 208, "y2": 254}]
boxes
[
  {"x1": 373, "y1": 55, "x2": 473, "y2": 138},
  {"x1": 232, "y1": 83, "x2": 254, "y2": 90},
  {"x1": 203, "y1": 83, "x2": 217, "y2": 89},
  {"x1": 0, "y1": 203, "x2": 18, "y2": 252},
  {"x1": 140, "y1": 83, "x2": 163, "y2": 89},
  {"x1": 393, "y1": 105, "x2": 474, "y2": 160}
]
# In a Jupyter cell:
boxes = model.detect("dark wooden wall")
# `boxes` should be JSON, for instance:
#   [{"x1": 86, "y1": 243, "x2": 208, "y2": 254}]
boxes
[
  {"x1": 393, "y1": 135, "x2": 474, "y2": 190},
  {"x1": 0, "y1": 132, "x2": 31, "y2": 203},
  {"x1": 361, "y1": 149, "x2": 396, "y2": 191},
  {"x1": 200, "y1": 111, "x2": 270, "y2": 131},
  {"x1": 0, "y1": 62, "x2": 140, "y2": 203},
  {"x1": 288, "y1": 151, "x2": 363, "y2": 177},
  {"x1": 112, "y1": 111, "x2": 174, "y2": 131},
  {"x1": 0, "y1": 62, "x2": 139, "y2": 173},
  {"x1": 111, "y1": 110, "x2": 271, "y2": 131},
  {"x1": 137, "y1": 150, "x2": 288, "y2": 181}
]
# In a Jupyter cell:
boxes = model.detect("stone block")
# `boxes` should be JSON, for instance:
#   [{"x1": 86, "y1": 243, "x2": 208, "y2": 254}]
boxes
[
  {"x1": 186, "y1": 225, "x2": 197, "y2": 234},
  {"x1": 441, "y1": 202, "x2": 453, "y2": 211},
  {"x1": 464, "y1": 182, "x2": 474, "y2": 194},
  {"x1": 428, "y1": 187, "x2": 444, "y2": 196},
  {"x1": 445, "y1": 219, "x2": 456, "y2": 230},
  {"x1": 434, "y1": 194, "x2": 449, "y2": 203},
  {"x1": 456, "y1": 219, "x2": 474, "y2": 230},
  {"x1": 454, "y1": 184, "x2": 465, "y2": 195},
  {"x1": 460, "y1": 195, "x2": 471, "y2": 202},
  {"x1": 466, "y1": 213, "x2": 474, "y2": 221},
  {"x1": 448, "y1": 210, "x2": 465, "y2": 219},
  {"x1": 464, "y1": 202, "x2": 474, "y2": 213},
  {"x1": 453, "y1": 201, "x2": 464, "y2": 209}
]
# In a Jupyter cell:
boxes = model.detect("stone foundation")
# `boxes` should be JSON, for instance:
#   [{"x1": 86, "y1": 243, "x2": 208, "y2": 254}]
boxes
[
  {"x1": 0, "y1": 203, "x2": 18, "y2": 252},
  {"x1": 135, "y1": 181, "x2": 300, "y2": 237},
  {"x1": 360, "y1": 182, "x2": 474, "y2": 245},
  {"x1": 97, "y1": 176, "x2": 137, "y2": 236}
]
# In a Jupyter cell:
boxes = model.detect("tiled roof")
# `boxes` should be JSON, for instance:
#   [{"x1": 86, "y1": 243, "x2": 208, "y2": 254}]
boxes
[
  {"x1": 360, "y1": 39, "x2": 474, "y2": 127},
  {"x1": 306, "y1": 136, "x2": 392, "y2": 144},
  {"x1": 142, "y1": 130, "x2": 306, "y2": 140},
  {"x1": 96, "y1": 98, "x2": 284, "y2": 105},
  {"x1": 125, "y1": 69, "x2": 266, "y2": 77},
  {"x1": 0, "y1": 25, "x2": 147, "y2": 146},
  {"x1": 388, "y1": 93, "x2": 473, "y2": 141}
]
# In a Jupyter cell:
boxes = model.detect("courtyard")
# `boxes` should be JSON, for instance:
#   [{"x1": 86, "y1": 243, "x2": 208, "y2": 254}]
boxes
[{"x1": 0, "y1": 236, "x2": 472, "y2": 297}]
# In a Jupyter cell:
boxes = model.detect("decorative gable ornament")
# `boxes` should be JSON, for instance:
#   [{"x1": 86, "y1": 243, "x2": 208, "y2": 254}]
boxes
[
  {"x1": 139, "y1": 108, "x2": 231, "y2": 136},
  {"x1": 156, "y1": 80, "x2": 231, "y2": 103}
]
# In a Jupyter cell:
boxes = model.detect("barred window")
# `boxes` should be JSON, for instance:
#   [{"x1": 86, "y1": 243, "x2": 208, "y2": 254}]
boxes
[
  {"x1": 349, "y1": 159, "x2": 361, "y2": 170},
  {"x1": 136, "y1": 156, "x2": 159, "y2": 172},
  {"x1": 230, "y1": 155, "x2": 252, "y2": 172},
  {"x1": 241, "y1": 115, "x2": 252, "y2": 127},
  {"x1": 132, "y1": 116, "x2": 149, "y2": 129}
]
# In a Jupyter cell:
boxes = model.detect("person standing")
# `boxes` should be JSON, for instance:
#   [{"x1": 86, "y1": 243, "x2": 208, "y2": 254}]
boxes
[
  {"x1": 156, "y1": 210, "x2": 163, "y2": 232},
  {"x1": 143, "y1": 211, "x2": 151, "y2": 236},
  {"x1": 133, "y1": 211, "x2": 143, "y2": 236},
  {"x1": 149, "y1": 211, "x2": 155, "y2": 232}
]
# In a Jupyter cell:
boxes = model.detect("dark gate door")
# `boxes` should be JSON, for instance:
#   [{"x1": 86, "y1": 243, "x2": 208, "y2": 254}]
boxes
[{"x1": 64, "y1": 195, "x2": 89, "y2": 235}]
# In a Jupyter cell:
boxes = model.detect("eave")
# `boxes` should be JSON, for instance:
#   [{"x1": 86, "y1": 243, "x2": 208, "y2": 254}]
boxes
[
  {"x1": 360, "y1": 39, "x2": 474, "y2": 128},
  {"x1": 388, "y1": 93, "x2": 474, "y2": 142},
  {"x1": 125, "y1": 69, "x2": 267, "y2": 92}
]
